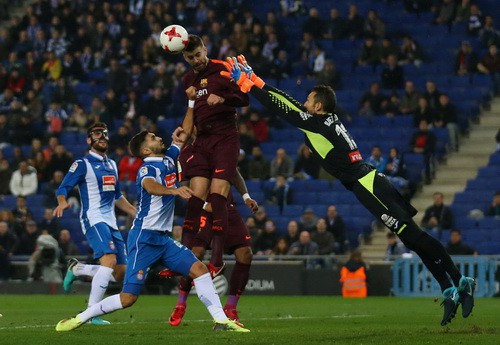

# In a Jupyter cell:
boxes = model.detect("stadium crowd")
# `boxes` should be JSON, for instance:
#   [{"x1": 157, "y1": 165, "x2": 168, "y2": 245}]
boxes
[{"x1": 0, "y1": 0, "x2": 499, "y2": 281}]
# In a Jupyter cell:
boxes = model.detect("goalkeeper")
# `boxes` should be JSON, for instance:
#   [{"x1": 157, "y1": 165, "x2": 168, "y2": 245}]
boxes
[{"x1": 220, "y1": 55, "x2": 475, "y2": 327}]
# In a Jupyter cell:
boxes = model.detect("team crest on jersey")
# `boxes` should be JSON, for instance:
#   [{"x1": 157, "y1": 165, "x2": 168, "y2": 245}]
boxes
[
  {"x1": 136, "y1": 270, "x2": 144, "y2": 281},
  {"x1": 200, "y1": 78, "x2": 208, "y2": 87},
  {"x1": 102, "y1": 175, "x2": 116, "y2": 191},
  {"x1": 109, "y1": 241, "x2": 115, "y2": 250},
  {"x1": 69, "y1": 162, "x2": 78, "y2": 173},
  {"x1": 139, "y1": 166, "x2": 148, "y2": 177}
]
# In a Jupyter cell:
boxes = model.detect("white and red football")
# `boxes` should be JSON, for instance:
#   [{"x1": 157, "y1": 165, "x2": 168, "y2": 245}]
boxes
[{"x1": 160, "y1": 24, "x2": 189, "y2": 54}]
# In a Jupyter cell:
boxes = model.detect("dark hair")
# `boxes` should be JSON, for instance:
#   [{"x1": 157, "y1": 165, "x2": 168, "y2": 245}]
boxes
[
  {"x1": 128, "y1": 130, "x2": 149, "y2": 158},
  {"x1": 451, "y1": 228, "x2": 461, "y2": 235},
  {"x1": 86, "y1": 122, "x2": 107, "y2": 137},
  {"x1": 311, "y1": 85, "x2": 337, "y2": 113},
  {"x1": 184, "y1": 34, "x2": 204, "y2": 53}
]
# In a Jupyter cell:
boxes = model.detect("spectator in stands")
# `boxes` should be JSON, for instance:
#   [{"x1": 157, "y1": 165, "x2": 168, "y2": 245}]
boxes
[
  {"x1": 383, "y1": 92, "x2": 401, "y2": 118},
  {"x1": 303, "y1": 7, "x2": 325, "y2": 40},
  {"x1": 434, "y1": 94, "x2": 460, "y2": 152},
  {"x1": 0, "y1": 221, "x2": 19, "y2": 281},
  {"x1": 247, "y1": 111, "x2": 269, "y2": 142},
  {"x1": 485, "y1": 191, "x2": 500, "y2": 217},
  {"x1": 238, "y1": 123, "x2": 258, "y2": 154},
  {"x1": 45, "y1": 101, "x2": 69, "y2": 136},
  {"x1": 280, "y1": 0, "x2": 304, "y2": 17},
  {"x1": 379, "y1": 37, "x2": 397, "y2": 65},
  {"x1": 270, "y1": 148, "x2": 294, "y2": 180},
  {"x1": 24, "y1": 89, "x2": 43, "y2": 122},
  {"x1": 421, "y1": 192, "x2": 454, "y2": 239},
  {"x1": 47, "y1": 29, "x2": 68, "y2": 58},
  {"x1": 7, "y1": 67, "x2": 26, "y2": 97},
  {"x1": 294, "y1": 144, "x2": 320, "y2": 180},
  {"x1": 15, "y1": 220, "x2": 39, "y2": 255},
  {"x1": 445, "y1": 229, "x2": 478, "y2": 255},
  {"x1": 41, "y1": 51, "x2": 62, "y2": 81},
  {"x1": 358, "y1": 36, "x2": 381, "y2": 69},
  {"x1": 381, "y1": 54, "x2": 404, "y2": 90},
  {"x1": 399, "y1": 81, "x2": 421, "y2": 115},
  {"x1": 30, "y1": 151, "x2": 48, "y2": 182},
  {"x1": 477, "y1": 44, "x2": 500, "y2": 96},
  {"x1": 11, "y1": 195, "x2": 33, "y2": 236},
  {"x1": 9, "y1": 160, "x2": 38, "y2": 197},
  {"x1": 454, "y1": 0, "x2": 472, "y2": 23},
  {"x1": 385, "y1": 232, "x2": 408, "y2": 261},
  {"x1": 269, "y1": 175, "x2": 293, "y2": 212},
  {"x1": 467, "y1": 4, "x2": 483, "y2": 36},
  {"x1": 324, "y1": 8, "x2": 346, "y2": 40},
  {"x1": 272, "y1": 238, "x2": 289, "y2": 255},
  {"x1": 58, "y1": 229, "x2": 80, "y2": 257},
  {"x1": 106, "y1": 59, "x2": 128, "y2": 97},
  {"x1": 62, "y1": 52, "x2": 84, "y2": 82},
  {"x1": 28, "y1": 233, "x2": 62, "y2": 283},
  {"x1": 433, "y1": 0, "x2": 456, "y2": 25},
  {"x1": 38, "y1": 208, "x2": 62, "y2": 239},
  {"x1": 252, "y1": 206, "x2": 269, "y2": 231},
  {"x1": 0, "y1": 153, "x2": 12, "y2": 195},
  {"x1": 299, "y1": 207, "x2": 319, "y2": 232},
  {"x1": 454, "y1": 40, "x2": 478, "y2": 76},
  {"x1": 109, "y1": 125, "x2": 132, "y2": 152},
  {"x1": 366, "y1": 146, "x2": 387, "y2": 173},
  {"x1": 413, "y1": 96, "x2": 434, "y2": 127},
  {"x1": 479, "y1": 16, "x2": 500, "y2": 49},
  {"x1": 262, "y1": 31, "x2": 280, "y2": 62},
  {"x1": 284, "y1": 220, "x2": 300, "y2": 246},
  {"x1": 143, "y1": 86, "x2": 169, "y2": 122},
  {"x1": 359, "y1": 82, "x2": 386, "y2": 115},
  {"x1": 311, "y1": 218, "x2": 335, "y2": 255},
  {"x1": 409, "y1": 120, "x2": 437, "y2": 183},
  {"x1": 118, "y1": 154, "x2": 143, "y2": 184},
  {"x1": 399, "y1": 35, "x2": 423, "y2": 67},
  {"x1": 246, "y1": 217, "x2": 260, "y2": 249},
  {"x1": 345, "y1": 4, "x2": 364, "y2": 40},
  {"x1": 308, "y1": 45, "x2": 326, "y2": 77},
  {"x1": 288, "y1": 230, "x2": 319, "y2": 256},
  {"x1": 325, "y1": 205, "x2": 346, "y2": 254},
  {"x1": 364, "y1": 9, "x2": 385, "y2": 39},
  {"x1": 317, "y1": 59, "x2": 342, "y2": 90},
  {"x1": 45, "y1": 145, "x2": 72, "y2": 180},
  {"x1": 254, "y1": 220, "x2": 279, "y2": 255},
  {"x1": 0, "y1": 88, "x2": 21, "y2": 115},
  {"x1": 103, "y1": 89, "x2": 122, "y2": 120},
  {"x1": 67, "y1": 103, "x2": 89, "y2": 132},
  {"x1": 0, "y1": 114, "x2": 11, "y2": 146},
  {"x1": 269, "y1": 50, "x2": 292, "y2": 81},
  {"x1": 11, "y1": 114, "x2": 38, "y2": 146},
  {"x1": 248, "y1": 145, "x2": 270, "y2": 180},
  {"x1": 424, "y1": 80, "x2": 442, "y2": 110},
  {"x1": 384, "y1": 147, "x2": 411, "y2": 198}
]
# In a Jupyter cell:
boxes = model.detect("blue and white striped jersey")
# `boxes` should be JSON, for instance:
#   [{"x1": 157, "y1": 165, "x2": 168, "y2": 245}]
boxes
[
  {"x1": 132, "y1": 145, "x2": 180, "y2": 232},
  {"x1": 56, "y1": 151, "x2": 122, "y2": 232}
]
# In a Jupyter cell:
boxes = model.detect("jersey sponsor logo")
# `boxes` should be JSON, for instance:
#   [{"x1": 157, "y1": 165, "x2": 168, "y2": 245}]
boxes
[
  {"x1": 102, "y1": 175, "x2": 116, "y2": 191},
  {"x1": 299, "y1": 112, "x2": 312, "y2": 121},
  {"x1": 69, "y1": 162, "x2": 78, "y2": 173},
  {"x1": 200, "y1": 78, "x2": 208, "y2": 87},
  {"x1": 215, "y1": 168, "x2": 225, "y2": 173},
  {"x1": 164, "y1": 172, "x2": 177, "y2": 187},
  {"x1": 381, "y1": 214, "x2": 399, "y2": 230},
  {"x1": 109, "y1": 241, "x2": 115, "y2": 250},
  {"x1": 136, "y1": 270, "x2": 144, "y2": 281},
  {"x1": 348, "y1": 151, "x2": 362, "y2": 163},
  {"x1": 196, "y1": 88, "x2": 208, "y2": 98},
  {"x1": 139, "y1": 167, "x2": 148, "y2": 177},
  {"x1": 324, "y1": 116, "x2": 334, "y2": 127}
]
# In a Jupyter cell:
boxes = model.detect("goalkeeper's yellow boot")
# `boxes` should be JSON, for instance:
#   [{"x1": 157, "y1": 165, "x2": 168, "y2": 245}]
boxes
[
  {"x1": 213, "y1": 319, "x2": 250, "y2": 332},
  {"x1": 56, "y1": 315, "x2": 83, "y2": 331}
]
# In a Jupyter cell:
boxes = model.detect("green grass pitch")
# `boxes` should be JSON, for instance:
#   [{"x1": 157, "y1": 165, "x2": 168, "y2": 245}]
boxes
[{"x1": 0, "y1": 295, "x2": 498, "y2": 345}]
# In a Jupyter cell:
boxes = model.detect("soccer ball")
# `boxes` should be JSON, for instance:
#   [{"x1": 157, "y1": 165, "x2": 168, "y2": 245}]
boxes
[{"x1": 160, "y1": 24, "x2": 189, "y2": 54}]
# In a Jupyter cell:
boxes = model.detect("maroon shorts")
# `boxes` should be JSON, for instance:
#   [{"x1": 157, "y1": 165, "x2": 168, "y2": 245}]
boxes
[
  {"x1": 183, "y1": 133, "x2": 240, "y2": 182},
  {"x1": 193, "y1": 208, "x2": 251, "y2": 254}
]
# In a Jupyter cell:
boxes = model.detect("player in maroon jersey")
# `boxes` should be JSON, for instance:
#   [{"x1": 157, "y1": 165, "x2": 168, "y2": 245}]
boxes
[{"x1": 176, "y1": 35, "x2": 250, "y2": 275}]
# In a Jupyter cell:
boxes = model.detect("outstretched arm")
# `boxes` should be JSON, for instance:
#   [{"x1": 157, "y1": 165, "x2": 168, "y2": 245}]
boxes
[{"x1": 172, "y1": 87, "x2": 196, "y2": 145}]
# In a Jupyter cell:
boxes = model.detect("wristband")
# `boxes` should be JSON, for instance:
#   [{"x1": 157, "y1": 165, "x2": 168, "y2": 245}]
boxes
[
  {"x1": 203, "y1": 202, "x2": 209, "y2": 210},
  {"x1": 188, "y1": 100, "x2": 195, "y2": 108},
  {"x1": 242, "y1": 193, "x2": 251, "y2": 201}
]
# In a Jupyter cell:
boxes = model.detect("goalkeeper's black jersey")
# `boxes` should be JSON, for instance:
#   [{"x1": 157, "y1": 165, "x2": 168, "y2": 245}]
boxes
[{"x1": 251, "y1": 84, "x2": 373, "y2": 186}]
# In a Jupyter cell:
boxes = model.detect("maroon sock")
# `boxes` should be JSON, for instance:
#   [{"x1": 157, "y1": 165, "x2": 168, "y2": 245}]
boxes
[
  {"x1": 179, "y1": 275, "x2": 194, "y2": 296},
  {"x1": 182, "y1": 195, "x2": 204, "y2": 249},
  {"x1": 229, "y1": 261, "x2": 251, "y2": 296},
  {"x1": 209, "y1": 193, "x2": 227, "y2": 267}
]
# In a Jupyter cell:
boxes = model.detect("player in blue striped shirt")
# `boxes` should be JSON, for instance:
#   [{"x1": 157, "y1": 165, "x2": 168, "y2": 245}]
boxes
[{"x1": 54, "y1": 122, "x2": 136, "y2": 325}]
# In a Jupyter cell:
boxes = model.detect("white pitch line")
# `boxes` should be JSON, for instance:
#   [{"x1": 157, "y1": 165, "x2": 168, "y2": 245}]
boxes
[{"x1": 0, "y1": 314, "x2": 371, "y2": 331}]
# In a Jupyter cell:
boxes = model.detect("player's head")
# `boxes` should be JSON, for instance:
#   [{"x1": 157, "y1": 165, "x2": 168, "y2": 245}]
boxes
[
  {"x1": 182, "y1": 34, "x2": 208, "y2": 72},
  {"x1": 86, "y1": 122, "x2": 109, "y2": 153},
  {"x1": 304, "y1": 85, "x2": 337, "y2": 115},
  {"x1": 129, "y1": 130, "x2": 166, "y2": 158}
]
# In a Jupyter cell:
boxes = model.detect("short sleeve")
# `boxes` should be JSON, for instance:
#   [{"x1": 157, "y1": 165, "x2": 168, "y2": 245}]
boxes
[{"x1": 138, "y1": 165, "x2": 157, "y2": 187}]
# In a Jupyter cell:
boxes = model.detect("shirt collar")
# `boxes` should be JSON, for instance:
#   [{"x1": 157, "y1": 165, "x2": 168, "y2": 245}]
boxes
[
  {"x1": 144, "y1": 156, "x2": 163, "y2": 162},
  {"x1": 89, "y1": 151, "x2": 106, "y2": 161}
]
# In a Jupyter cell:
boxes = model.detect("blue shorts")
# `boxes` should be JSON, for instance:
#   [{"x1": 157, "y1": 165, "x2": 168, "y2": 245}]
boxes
[
  {"x1": 122, "y1": 228, "x2": 198, "y2": 295},
  {"x1": 85, "y1": 222, "x2": 127, "y2": 265}
]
